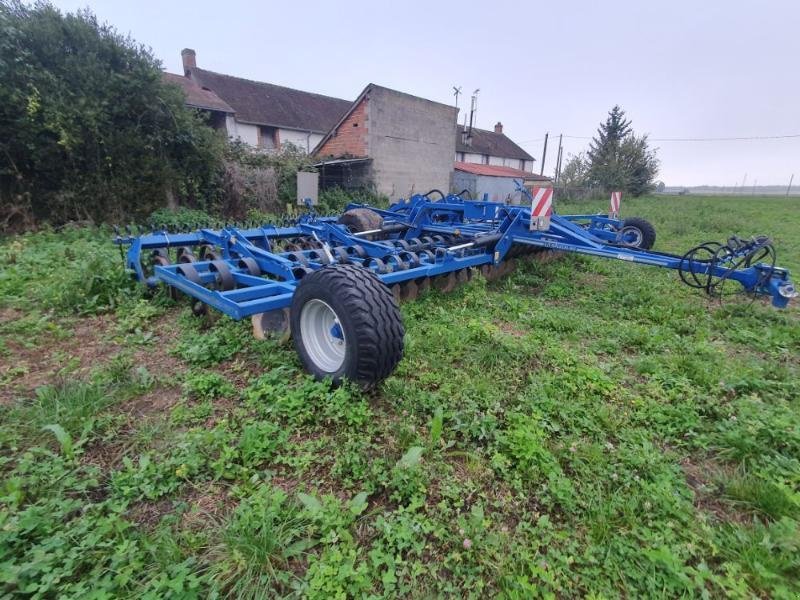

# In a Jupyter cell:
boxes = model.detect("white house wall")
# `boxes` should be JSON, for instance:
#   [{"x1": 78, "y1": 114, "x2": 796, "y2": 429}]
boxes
[
  {"x1": 223, "y1": 116, "x2": 321, "y2": 154},
  {"x1": 279, "y1": 129, "x2": 324, "y2": 153},
  {"x1": 459, "y1": 152, "x2": 535, "y2": 172},
  {"x1": 225, "y1": 116, "x2": 259, "y2": 146},
  {"x1": 461, "y1": 152, "x2": 485, "y2": 164}
]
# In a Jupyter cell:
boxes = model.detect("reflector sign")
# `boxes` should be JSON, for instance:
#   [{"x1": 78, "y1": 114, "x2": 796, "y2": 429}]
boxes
[
  {"x1": 531, "y1": 187, "x2": 553, "y2": 217},
  {"x1": 530, "y1": 186, "x2": 553, "y2": 231},
  {"x1": 610, "y1": 191, "x2": 622, "y2": 218}
]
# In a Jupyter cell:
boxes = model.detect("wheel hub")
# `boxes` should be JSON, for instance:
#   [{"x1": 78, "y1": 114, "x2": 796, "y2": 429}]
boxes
[
  {"x1": 299, "y1": 299, "x2": 346, "y2": 372},
  {"x1": 620, "y1": 226, "x2": 644, "y2": 247}
]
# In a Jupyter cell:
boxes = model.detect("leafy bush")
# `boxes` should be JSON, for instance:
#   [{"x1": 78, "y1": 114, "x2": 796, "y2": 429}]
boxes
[{"x1": 0, "y1": 1, "x2": 223, "y2": 226}]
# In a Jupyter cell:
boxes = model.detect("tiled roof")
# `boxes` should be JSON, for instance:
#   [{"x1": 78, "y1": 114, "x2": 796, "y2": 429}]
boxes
[
  {"x1": 456, "y1": 125, "x2": 534, "y2": 161},
  {"x1": 454, "y1": 162, "x2": 551, "y2": 180},
  {"x1": 162, "y1": 72, "x2": 233, "y2": 113},
  {"x1": 189, "y1": 68, "x2": 352, "y2": 133}
]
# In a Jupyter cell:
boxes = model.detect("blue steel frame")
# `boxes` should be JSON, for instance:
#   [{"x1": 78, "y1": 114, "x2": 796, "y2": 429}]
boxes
[{"x1": 116, "y1": 194, "x2": 797, "y2": 320}]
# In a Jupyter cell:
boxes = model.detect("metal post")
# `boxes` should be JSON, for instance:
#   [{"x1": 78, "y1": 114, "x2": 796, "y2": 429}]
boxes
[
  {"x1": 554, "y1": 134, "x2": 563, "y2": 183},
  {"x1": 787, "y1": 174, "x2": 794, "y2": 196},
  {"x1": 540, "y1": 132, "x2": 549, "y2": 176}
]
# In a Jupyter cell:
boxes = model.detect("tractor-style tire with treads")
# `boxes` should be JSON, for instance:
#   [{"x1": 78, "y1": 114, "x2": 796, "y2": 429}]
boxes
[
  {"x1": 338, "y1": 208, "x2": 383, "y2": 235},
  {"x1": 620, "y1": 217, "x2": 657, "y2": 250},
  {"x1": 290, "y1": 264, "x2": 404, "y2": 389}
]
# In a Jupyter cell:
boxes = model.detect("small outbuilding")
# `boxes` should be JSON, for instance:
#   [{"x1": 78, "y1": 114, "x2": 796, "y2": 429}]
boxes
[{"x1": 453, "y1": 162, "x2": 552, "y2": 203}]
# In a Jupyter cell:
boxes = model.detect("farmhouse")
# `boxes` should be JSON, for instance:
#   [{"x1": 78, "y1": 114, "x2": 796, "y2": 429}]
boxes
[
  {"x1": 456, "y1": 122, "x2": 535, "y2": 172},
  {"x1": 165, "y1": 48, "x2": 535, "y2": 199},
  {"x1": 174, "y1": 48, "x2": 351, "y2": 153},
  {"x1": 313, "y1": 84, "x2": 458, "y2": 198}
]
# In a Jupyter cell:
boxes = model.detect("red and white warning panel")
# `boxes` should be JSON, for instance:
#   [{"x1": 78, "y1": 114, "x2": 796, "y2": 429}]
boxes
[
  {"x1": 609, "y1": 191, "x2": 622, "y2": 218},
  {"x1": 529, "y1": 186, "x2": 554, "y2": 231}
]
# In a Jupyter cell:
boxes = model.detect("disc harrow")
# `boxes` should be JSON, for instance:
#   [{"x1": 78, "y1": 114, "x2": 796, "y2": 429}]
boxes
[{"x1": 115, "y1": 188, "x2": 796, "y2": 388}]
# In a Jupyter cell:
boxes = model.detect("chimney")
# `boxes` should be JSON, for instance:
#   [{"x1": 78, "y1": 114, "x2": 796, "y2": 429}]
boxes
[
  {"x1": 181, "y1": 48, "x2": 196, "y2": 75},
  {"x1": 494, "y1": 121, "x2": 503, "y2": 134}
]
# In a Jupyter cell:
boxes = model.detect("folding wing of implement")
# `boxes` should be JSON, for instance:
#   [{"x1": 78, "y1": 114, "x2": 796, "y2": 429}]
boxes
[{"x1": 116, "y1": 189, "x2": 796, "y2": 388}]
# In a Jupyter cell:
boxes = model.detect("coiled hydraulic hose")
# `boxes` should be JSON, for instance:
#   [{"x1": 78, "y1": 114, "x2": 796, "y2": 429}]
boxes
[
  {"x1": 678, "y1": 235, "x2": 776, "y2": 297},
  {"x1": 423, "y1": 189, "x2": 446, "y2": 200}
]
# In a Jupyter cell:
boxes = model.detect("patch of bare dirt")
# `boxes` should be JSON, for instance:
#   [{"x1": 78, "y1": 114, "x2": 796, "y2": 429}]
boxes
[
  {"x1": 212, "y1": 359, "x2": 261, "y2": 392},
  {"x1": 127, "y1": 485, "x2": 233, "y2": 532},
  {"x1": 81, "y1": 439, "x2": 127, "y2": 473},
  {"x1": 496, "y1": 320, "x2": 528, "y2": 338},
  {"x1": 1, "y1": 314, "x2": 119, "y2": 405},
  {"x1": 681, "y1": 455, "x2": 750, "y2": 525},
  {"x1": 127, "y1": 498, "x2": 174, "y2": 530},
  {"x1": 1, "y1": 308, "x2": 189, "y2": 406},
  {"x1": 0, "y1": 307, "x2": 24, "y2": 324},
  {"x1": 180, "y1": 483, "x2": 234, "y2": 530},
  {"x1": 122, "y1": 385, "x2": 182, "y2": 419}
]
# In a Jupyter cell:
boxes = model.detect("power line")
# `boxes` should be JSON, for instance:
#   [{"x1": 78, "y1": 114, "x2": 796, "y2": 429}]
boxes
[{"x1": 560, "y1": 133, "x2": 800, "y2": 142}]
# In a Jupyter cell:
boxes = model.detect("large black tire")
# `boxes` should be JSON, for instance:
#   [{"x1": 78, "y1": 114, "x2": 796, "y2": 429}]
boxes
[
  {"x1": 290, "y1": 264, "x2": 404, "y2": 389},
  {"x1": 620, "y1": 217, "x2": 656, "y2": 250},
  {"x1": 338, "y1": 208, "x2": 383, "y2": 234}
]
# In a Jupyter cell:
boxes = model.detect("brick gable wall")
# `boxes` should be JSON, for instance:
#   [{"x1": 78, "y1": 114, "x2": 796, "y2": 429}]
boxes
[{"x1": 315, "y1": 98, "x2": 368, "y2": 158}]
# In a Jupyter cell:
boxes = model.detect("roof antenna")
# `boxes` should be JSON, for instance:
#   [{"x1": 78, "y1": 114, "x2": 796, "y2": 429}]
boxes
[
  {"x1": 452, "y1": 86, "x2": 462, "y2": 109},
  {"x1": 468, "y1": 89, "x2": 479, "y2": 141}
]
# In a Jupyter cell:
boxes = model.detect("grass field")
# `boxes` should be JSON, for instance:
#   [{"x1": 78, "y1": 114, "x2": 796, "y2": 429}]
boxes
[{"x1": 1, "y1": 195, "x2": 799, "y2": 598}]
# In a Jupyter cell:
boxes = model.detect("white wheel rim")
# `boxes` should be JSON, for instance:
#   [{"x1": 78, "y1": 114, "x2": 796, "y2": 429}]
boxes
[
  {"x1": 299, "y1": 299, "x2": 346, "y2": 373},
  {"x1": 621, "y1": 226, "x2": 643, "y2": 247}
]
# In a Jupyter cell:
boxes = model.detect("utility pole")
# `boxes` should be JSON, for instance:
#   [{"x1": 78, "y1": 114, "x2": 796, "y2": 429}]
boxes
[
  {"x1": 540, "y1": 132, "x2": 549, "y2": 176},
  {"x1": 787, "y1": 173, "x2": 794, "y2": 196},
  {"x1": 467, "y1": 89, "x2": 479, "y2": 139},
  {"x1": 554, "y1": 134, "x2": 563, "y2": 183}
]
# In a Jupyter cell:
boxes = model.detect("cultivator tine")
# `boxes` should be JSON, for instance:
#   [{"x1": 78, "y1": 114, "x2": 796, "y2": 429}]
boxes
[
  {"x1": 399, "y1": 280, "x2": 419, "y2": 302},
  {"x1": 480, "y1": 263, "x2": 507, "y2": 282},
  {"x1": 390, "y1": 283, "x2": 402, "y2": 303},
  {"x1": 417, "y1": 277, "x2": 431, "y2": 295},
  {"x1": 433, "y1": 272, "x2": 457, "y2": 293}
]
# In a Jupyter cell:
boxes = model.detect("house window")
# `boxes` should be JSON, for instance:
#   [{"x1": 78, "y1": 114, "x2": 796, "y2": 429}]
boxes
[{"x1": 258, "y1": 126, "x2": 278, "y2": 150}]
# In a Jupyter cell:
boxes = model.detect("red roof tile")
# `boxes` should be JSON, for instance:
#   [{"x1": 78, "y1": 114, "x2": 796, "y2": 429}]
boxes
[{"x1": 454, "y1": 162, "x2": 551, "y2": 180}]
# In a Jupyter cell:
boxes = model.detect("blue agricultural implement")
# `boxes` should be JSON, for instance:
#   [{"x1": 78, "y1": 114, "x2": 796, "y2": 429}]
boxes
[{"x1": 115, "y1": 187, "x2": 797, "y2": 388}]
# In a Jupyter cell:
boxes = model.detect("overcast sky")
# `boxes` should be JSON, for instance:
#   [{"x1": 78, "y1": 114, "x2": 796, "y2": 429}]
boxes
[{"x1": 51, "y1": 0, "x2": 800, "y2": 187}]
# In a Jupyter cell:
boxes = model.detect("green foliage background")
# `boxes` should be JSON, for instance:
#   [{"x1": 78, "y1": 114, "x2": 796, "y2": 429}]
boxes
[{"x1": 0, "y1": 1, "x2": 225, "y2": 226}]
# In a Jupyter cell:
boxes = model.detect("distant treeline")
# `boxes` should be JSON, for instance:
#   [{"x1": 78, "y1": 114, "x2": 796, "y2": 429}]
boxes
[{"x1": 661, "y1": 186, "x2": 797, "y2": 196}]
